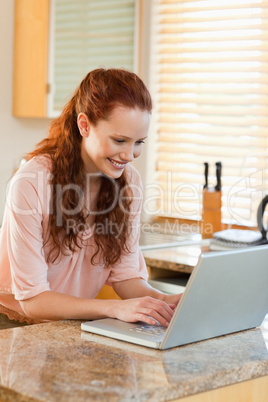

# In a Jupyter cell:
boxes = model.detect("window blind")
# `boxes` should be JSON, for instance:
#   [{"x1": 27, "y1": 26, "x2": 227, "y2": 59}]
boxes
[
  {"x1": 49, "y1": 0, "x2": 136, "y2": 115},
  {"x1": 150, "y1": 0, "x2": 268, "y2": 227}
]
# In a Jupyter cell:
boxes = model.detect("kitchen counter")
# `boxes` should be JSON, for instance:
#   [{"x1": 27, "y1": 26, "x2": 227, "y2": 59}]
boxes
[
  {"x1": 0, "y1": 316, "x2": 267, "y2": 401},
  {"x1": 143, "y1": 241, "x2": 210, "y2": 274}
]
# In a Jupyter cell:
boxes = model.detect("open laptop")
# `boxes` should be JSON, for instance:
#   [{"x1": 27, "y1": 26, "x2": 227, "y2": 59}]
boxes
[{"x1": 81, "y1": 245, "x2": 268, "y2": 349}]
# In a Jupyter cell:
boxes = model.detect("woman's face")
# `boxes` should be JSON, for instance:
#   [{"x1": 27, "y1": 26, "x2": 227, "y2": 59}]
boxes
[{"x1": 78, "y1": 106, "x2": 150, "y2": 179}]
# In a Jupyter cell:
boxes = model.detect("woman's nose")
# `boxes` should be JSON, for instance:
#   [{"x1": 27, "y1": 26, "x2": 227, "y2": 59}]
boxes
[{"x1": 120, "y1": 146, "x2": 134, "y2": 162}]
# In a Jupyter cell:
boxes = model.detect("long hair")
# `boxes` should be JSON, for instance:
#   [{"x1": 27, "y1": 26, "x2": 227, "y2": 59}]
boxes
[{"x1": 26, "y1": 68, "x2": 152, "y2": 266}]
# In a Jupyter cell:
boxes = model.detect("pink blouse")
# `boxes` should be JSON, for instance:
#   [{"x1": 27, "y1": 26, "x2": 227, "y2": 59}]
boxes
[{"x1": 0, "y1": 157, "x2": 148, "y2": 322}]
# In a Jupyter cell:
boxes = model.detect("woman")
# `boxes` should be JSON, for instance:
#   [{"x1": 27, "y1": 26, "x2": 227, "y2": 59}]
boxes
[{"x1": 0, "y1": 68, "x2": 181, "y2": 329}]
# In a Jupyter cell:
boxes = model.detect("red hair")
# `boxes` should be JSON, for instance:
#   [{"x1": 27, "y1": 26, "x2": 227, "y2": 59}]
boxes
[{"x1": 26, "y1": 68, "x2": 152, "y2": 266}]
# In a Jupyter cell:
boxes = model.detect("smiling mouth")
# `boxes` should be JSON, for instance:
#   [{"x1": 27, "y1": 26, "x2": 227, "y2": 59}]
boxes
[{"x1": 108, "y1": 158, "x2": 127, "y2": 169}]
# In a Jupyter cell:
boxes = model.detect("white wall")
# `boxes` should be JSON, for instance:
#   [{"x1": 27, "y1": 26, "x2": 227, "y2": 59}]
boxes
[{"x1": 0, "y1": 0, "x2": 51, "y2": 223}]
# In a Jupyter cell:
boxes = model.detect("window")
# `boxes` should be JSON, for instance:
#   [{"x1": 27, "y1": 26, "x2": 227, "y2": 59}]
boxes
[
  {"x1": 48, "y1": 0, "x2": 138, "y2": 116},
  {"x1": 148, "y1": 0, "x2": 268, "y2": 227}
]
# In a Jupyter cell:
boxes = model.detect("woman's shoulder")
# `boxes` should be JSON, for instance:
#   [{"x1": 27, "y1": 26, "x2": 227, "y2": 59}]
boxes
[
  {"x1": 6, "y1": 156, "x2": 53, "y2": 213},
  {"x1": 9, "y1": 156, "x2": 52, "y2": 194},
  {"x1": 18, "y1": 155, "x2": 52, "y2": 175}
]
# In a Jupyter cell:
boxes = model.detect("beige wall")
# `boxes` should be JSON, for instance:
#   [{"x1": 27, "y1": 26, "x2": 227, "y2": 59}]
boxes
[{"x1": 0, "y1": 0, "x2": 51, "y2": 223}]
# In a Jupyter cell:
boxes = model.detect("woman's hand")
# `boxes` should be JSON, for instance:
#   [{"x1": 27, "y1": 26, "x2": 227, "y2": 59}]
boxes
[
  {"x1": 161, "y1": 293, "x2": 183, "y2": 307},
  {"x1": 111, "y1": 296, "x2": 176, "y2": 327},
  {"x1": 112, "y1": 278, "x2": 184, "y2": 327}
]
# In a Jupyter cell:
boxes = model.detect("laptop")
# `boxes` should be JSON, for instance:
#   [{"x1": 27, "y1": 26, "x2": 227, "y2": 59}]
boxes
[{"x1": 81, "y1": 245, "x2": 268, "y2": 350}]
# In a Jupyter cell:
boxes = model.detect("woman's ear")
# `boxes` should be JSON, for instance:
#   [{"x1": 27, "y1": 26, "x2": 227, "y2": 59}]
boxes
[{"x1": 77, "y1": 113, "x2": 90, "y2": 137}]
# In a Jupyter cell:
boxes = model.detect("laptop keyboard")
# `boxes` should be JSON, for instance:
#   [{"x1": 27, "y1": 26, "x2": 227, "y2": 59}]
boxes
[{"x1": 129, "y1": 324, "x2": 166, "y2": 337}]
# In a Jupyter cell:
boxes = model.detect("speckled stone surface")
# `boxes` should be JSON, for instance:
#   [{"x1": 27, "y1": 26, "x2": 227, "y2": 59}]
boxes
[
  {"x1": 143, "y1": 243, "x2": 210, "y2": 274},
  {"x1": 0, "y1": 316, "x2": 267, "y2": 402}
]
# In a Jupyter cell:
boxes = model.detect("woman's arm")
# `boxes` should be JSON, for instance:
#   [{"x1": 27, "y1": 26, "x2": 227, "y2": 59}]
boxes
[
  {"x1": 19, "y1": 288, "x2": 176, "y2": 327},
  {"x1": 113, "y1": 278, "x2": 183, "y2": 310},
  {"x1": 19, "y1": 291, "x2": 115, "y2": 321}
]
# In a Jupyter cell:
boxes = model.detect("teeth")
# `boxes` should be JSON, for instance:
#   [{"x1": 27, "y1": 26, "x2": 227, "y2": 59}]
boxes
[{"x1": 109, "y1": 158, "x2": 125, "y2": 168}]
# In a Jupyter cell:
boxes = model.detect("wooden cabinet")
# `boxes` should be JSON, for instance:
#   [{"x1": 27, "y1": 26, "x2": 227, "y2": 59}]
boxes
[
  {"x1": 175, "y1": 375, "x2": 268, "y2": 402},
  {"x1": 13, "y1": 0, "x2": 50, "y2": 117},
  {"x1": 95, "y1": 285, "x2": 121, "y2": 300}
]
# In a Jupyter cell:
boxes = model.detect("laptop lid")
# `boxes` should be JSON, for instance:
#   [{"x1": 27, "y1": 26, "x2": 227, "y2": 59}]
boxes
[{"x1": 161, "y1": 245, "x2": 268, "y2": 349}]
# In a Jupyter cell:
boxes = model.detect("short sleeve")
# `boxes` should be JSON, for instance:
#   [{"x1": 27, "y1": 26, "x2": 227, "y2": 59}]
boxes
[
  {"x1": 6, "y1": 162, "x2": 51, "y2": 300},
  {"x1": 107, "y1": 166, "x2": 149, "y2": 283}
]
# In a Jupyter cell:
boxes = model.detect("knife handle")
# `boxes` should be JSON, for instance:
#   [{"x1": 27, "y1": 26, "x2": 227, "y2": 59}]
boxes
[
  {"x1": 204, "y1": 162, "x2": 209, "y2": 189},
  {"x1": 215, "y1": 161, "x2": 222, "y2": 191}
]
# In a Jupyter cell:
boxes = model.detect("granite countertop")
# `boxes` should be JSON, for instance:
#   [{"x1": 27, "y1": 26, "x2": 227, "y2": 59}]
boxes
[
  {"x1": 143, "y1": 242, "x2": 210, "y2": 274},
  {"x1": 0, "y1": 316, "x2": 267, "y2": 402}
]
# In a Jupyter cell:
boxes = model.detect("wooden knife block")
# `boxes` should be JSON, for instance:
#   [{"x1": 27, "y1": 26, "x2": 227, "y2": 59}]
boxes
[{"x1": 201, "y1": 189, "x2": 222, "y2": 239}]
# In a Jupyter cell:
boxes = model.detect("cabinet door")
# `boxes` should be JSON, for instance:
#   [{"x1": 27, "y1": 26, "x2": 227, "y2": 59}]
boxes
[
  {"x1": 13, "y1": 0, "x2": 50, "y2": 117},
  {"x1": 95, "y1": 285, "x2": 121, "y2": 300}
]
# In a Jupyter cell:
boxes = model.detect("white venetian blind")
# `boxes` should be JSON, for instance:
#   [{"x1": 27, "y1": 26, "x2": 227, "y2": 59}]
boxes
[
  {"x1": 150, "y1": 0, "x2": 268, "y2": 227},
  {"x1": 49, "y1": 0, "x2": 136, "y2": 114}
]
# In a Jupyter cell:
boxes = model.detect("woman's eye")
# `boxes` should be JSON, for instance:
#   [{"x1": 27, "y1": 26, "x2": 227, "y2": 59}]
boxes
[
  {"x1": 113, "y1": 138, "x2": 145, "y2": 144},
  {"x1": 114, "y1": 139, "x2": 125, "y2": 144}
]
